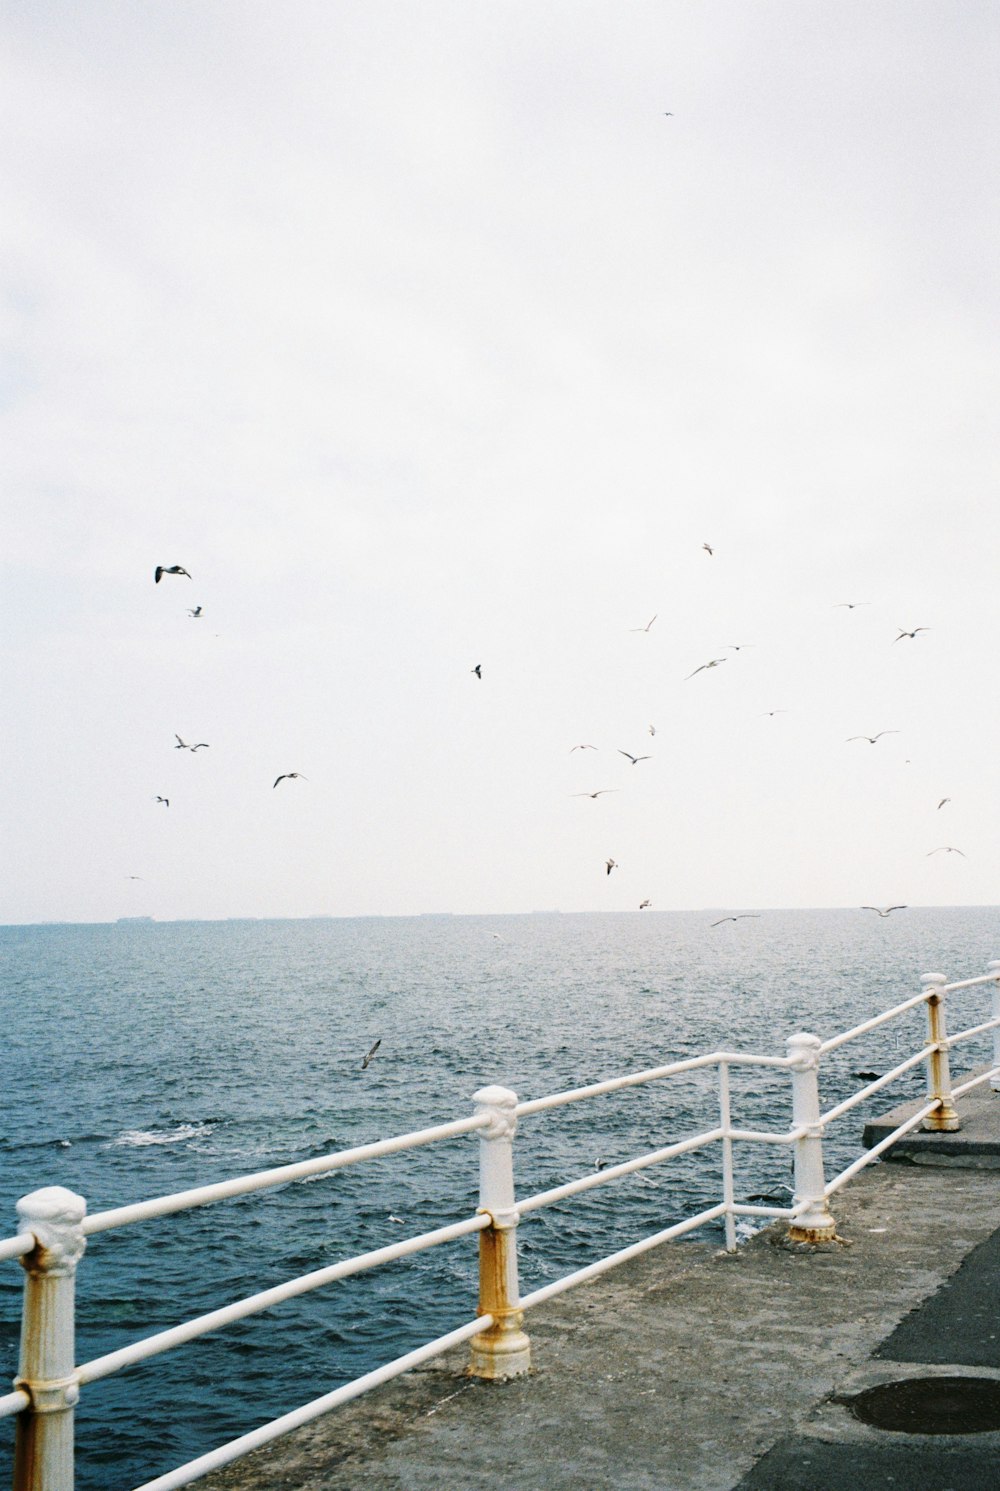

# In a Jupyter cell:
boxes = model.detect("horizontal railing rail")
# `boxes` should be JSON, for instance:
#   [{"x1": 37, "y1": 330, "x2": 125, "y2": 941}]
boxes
[{"x1": 3, "y1": 958, "x2": 999, "y2": 1490}]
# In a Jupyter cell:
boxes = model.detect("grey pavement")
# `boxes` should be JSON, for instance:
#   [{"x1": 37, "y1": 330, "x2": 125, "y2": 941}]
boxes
[{"x1": 203, "y1": 1083, "x2": 1000, "y2": 1491}]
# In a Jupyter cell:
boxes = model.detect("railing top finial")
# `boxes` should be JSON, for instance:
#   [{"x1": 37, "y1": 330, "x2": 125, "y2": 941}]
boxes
[
  {"x1": 785, "y1": 1032, "x2": 821, "y2": 1070},
  {"x1": 472, "y1": 1086, "x2": 518, "y2": 1141},
  {"x1": 920, "y1": 971, "x2": 947, "y2": 987}
]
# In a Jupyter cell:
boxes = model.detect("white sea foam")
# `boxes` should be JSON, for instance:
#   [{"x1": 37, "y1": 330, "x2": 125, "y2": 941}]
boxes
[{"x1": 111, "y1": 1123, "x2": 216, "y2": 1147}]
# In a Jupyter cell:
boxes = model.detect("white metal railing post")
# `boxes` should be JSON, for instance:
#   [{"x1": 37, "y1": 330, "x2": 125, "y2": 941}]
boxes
[
  {"x1": 468, "y1": 1086, "x2": 531, "y2": 1379},
  {"x1": 718, "y1": 1061, "x2": 737, "y2": 1252},
  {"x1": 988, "y1": 961, "x2": 1000, "y2": 1091},
  {"x1": 13, "y1": 1187, "x2": 87, "y2": 1491},
  {"x1": 920, "y1": 972, "x2": 960, "y2": 1130},
  {"x1": 785, "y1": 1034, "x2": 836, "y2": 1242}
]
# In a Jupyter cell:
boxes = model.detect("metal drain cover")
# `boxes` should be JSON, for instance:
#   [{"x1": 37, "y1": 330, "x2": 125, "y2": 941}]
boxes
[{"x1": 849, "y1": 1376, "x2": 1000, "y2": 1435}]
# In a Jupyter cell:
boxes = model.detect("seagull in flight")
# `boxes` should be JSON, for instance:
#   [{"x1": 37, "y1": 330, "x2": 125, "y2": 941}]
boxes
[
  {"x1": 834, "y1": 602, "x2": 869, "y2": 609},
  {"x1": 724, "y1": 643, "x2": 754, "y2": 652},
  {"x1": 894, "y1": 626, "x2": 930, "y2": 642},
  {"x1": 361, "y1": 1038, "x2": 381, "y2": 1069},
  {"x1": 847, "y1": 731, "x2": 899, "y2": 744},
  {"x1": 937, "y1": 798, "x2": 951, "y2": 810},
  {"x1": 702, "y1": 542, "x2": 714, "y2": 556},
  {"x1": 862, "y1": 905, "x2": 907, "y2": 917},
  {"x1": 273, "y1": 772, "x2": 307, "y2": 788},
  {"x1": 572, "y1": 789, "x2": 619, "y2": 798},
  {"x1": 639, "y1": 899, "x2": 652, "y2": 909},
  {"x1": 569, "y1": 744, "x2": 598, "y2": 752},
  {"x1": 759, "y1": 710, "x2": 788, "y2": 717},
  {"x1": 927, "y1": 846, "x2": 966, "y2": 857},
  {"x1": 188, "y1": 605, "x2": 202, "y2": 618},
  {"x1": 710, "y1": 914, "x2": 761, "y2": 928},
  {"x1": 155, "y1": 565, "x2": 192, "y2": 583},
  {"x1": 686, "y1": 658, "x2": 726, "y2": 679},
  {"x1": 155, "y1": 796, "x2": 169, "y2": 807},
  {"x1": 618, "y1": 750, "x2": 652, "y2": 765},
  {"x1": 605, "y1": 858, "x2": 618, "y2": 876},
  {"x1": 471, "y1": 664, "x2": 482, "y2": 679},
  {"x1": 630, "y1": 614, "x2": 657, "y2": 632},
  {"x1": 174, "y1": 735, "x2": 209, "y2": 751}
]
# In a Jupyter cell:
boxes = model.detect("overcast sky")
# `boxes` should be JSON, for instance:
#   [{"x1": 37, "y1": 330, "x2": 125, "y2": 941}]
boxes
[{"x1": 2, "y1": 1, "x2": 998, "y2": 923}]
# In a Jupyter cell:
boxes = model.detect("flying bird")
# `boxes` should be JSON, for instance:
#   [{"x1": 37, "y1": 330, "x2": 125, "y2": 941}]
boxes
[
  {"x1": 937, "y1": 798, "x2": 951, "y2": 810},
  {"x1": 639, "y1": 899, "x2": 652, "y2": 910},
  {"x1": 710, "y1": 914, "x2": 761, "y2": 928},
  {"x1": 649, "y1": 724, "x2": 656, "y2": 736},
  {"x1": 834, "y1": 602, "x2": 869, "y2": 609},
  {"x1": 188, "y1": 606, "x2": 202, "y2": 618},
  {"x1": 154, "y1": 565, "x2": 191, "y2": 583},
  {"x1": 629, "y1": 615, "x2": 657, "y2": 632},
  {"x1": 174, "y1": 735, "x2": 209, "y2": 751},
  {"x1": 686, "y1": 658, "x2": 726, "y2": 679},
  {"x1": 724, "y1": 643, "x2": 754, "y2": 652},
  {"x1": 471, "y1": 664, "x2": 482, "y2": 679},
  {"x1": 927, "y1": 846, "x2": 966, "y2": 857},
  {"x1": 618, "y1": 750, "x2": 651, "y2": 765},
  {"x1": 572, "y1": 790, "x2": 619, "y2": 798},
  {"x1": 569, "y1": 744, "x2": 598, "y2": 752},
  {"x1": 862, "y1": 906, "x2": 907, "y2": 917},
  {"x1": 759, "y1": 710, "x2": 788, "y2": 717},
  {"x1": 155, "y1": 796, "x2": 169, "y2": 807},
  {"x1": 702, "y1": 542, "x2": 713, "y2": 556},
  {"x1": 361, "y1": 1039, "x2": 381, "y2": 1069},
  {"x1": 894, "y1": 627, "x2": 930, "y2": 642},
  {"x1": 847, "y1": 731, "x2": 899, "y2": 744},
  {"x1": 273, "y1": 773, "x2": 307, "y2": 788},
  {"x1": 605, "y1": 858, "x2": 618, "y2": 876}
]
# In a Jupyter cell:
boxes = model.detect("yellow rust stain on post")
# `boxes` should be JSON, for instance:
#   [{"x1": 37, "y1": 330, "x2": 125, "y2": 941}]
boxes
[{"x1": 469, "y1": 1221, "x2": 530, "y2": 1379}]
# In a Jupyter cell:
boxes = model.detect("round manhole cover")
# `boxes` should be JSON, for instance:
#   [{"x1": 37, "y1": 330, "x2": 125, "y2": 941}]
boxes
[{"x1": 849, "y1": 1376, "x2": 1000, "y2": 1435}]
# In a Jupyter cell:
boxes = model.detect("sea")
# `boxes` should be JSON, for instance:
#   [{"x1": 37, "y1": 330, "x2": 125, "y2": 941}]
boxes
[{"x1": 2, "y1": 907, "x2": 998, "y2": 1490}]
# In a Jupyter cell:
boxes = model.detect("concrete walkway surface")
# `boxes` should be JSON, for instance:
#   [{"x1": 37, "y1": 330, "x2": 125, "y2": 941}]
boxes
[{"x1": 202, "y1": 1085, "x2": 1000, "y2": 1491}]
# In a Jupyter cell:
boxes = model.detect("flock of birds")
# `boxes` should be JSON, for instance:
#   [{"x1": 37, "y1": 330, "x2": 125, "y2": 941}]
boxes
[
  {"x1": 150, "y1": 548, "x2": 967, "y2": 1060},
  {"x1": 151, "y1": 564, "x2": 308, "y2": 803},
  {"x1": 471, "y1": 545, "x2": 966, "y2": 926}
]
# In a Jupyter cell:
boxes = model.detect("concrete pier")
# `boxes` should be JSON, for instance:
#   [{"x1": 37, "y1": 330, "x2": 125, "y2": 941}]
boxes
[{"x1": 202, "y1": 1085, "x2": 1000, "y2": 1491}]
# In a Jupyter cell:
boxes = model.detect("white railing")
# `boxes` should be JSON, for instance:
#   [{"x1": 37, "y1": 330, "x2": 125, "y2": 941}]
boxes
[{"x1": 3, "y1": 960, "x2": 1000, "y2": 1490}]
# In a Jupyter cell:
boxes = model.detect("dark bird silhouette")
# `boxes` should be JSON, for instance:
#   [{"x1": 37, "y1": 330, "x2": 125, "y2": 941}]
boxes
[
  {"x1": 862, "y1": 906, "x2": 907, "y2": 917},
  {"x1": 834, "y1": 602, "x2": 869, "y2": 609},
  {"x1": 630, "y1": 614, "x2": 657, "y2": 632},
  {"x1": 662, "y1": 112, "x2": 674, "y2": 117},
  {"x1": 928, "y1": 846, "x2": 966, "y2": 857},
  {"x1": 724, "y1": 643, "x2": 754, "y2": 652},
  {"x1": 361, "y1": 1039, "x2": 381, "y2": 1069},
  {"x1": 618, "y1": 750, "x2": 652, "y2": 765},
  {"x1": 759, "y1": 710, "x2": 788, "y2": 717},
  {"x1": 155, "y1": 796, "x2": 169, "y2": 807},
  {"x1": 273, "y1": 773, "x2": 307, "y2": 788},
  {"x1": 937, "y1": 798, "x2": 951, "y2": 810},
  {"x1": 686, "y1": 658, "x2": 726, "y2": 679},
  {"x1": 847, "y1": 731, "x2": 899, "y2": 744},
  {"x1": 594, "y1": 1158, "x2": 608, "y2": 1171},
  {"x1": 471, "y1": 664, "x2": 482, "y2": 679},
  {"x1": 894, "y1": 627, "x2": 930, "y2": 643},
  {"x1": 174, "y1": 735, "x2": 209, "y2": 751},
  {"x1": 639, "y1": 899, "x2": 652, "y2": 910},
  {"x1": 702, "y1": 542, "x2": 714, "y2": 556},
  {"x1": 569, "y1": 744, "x2": 598, "y2": 752},
  {"x1": 155, "y1": 566, "x2": 191, "y2": 583},
  {"x1": 605, "y1": 858, "x2": 618, "y2": 876},
  {"x1": 188, "y1": 606, "x2": 202, "y2": 617},
  {"x1": 572, "y1": 790, "x2": 618, "y2": 798},
  {"x1": 710, "y1": 914, "x2": 761, "y2": 928}
]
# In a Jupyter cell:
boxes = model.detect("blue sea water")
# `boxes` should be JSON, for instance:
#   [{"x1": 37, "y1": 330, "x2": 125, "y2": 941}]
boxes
[{"x1": 1, "y1": 908, "x2": 998, "y2": 1490}]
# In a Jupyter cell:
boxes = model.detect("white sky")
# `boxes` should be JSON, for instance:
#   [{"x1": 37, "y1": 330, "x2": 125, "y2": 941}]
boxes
[{"x1": 2, "y1": 1, "x2": 998, "y2": 922}]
